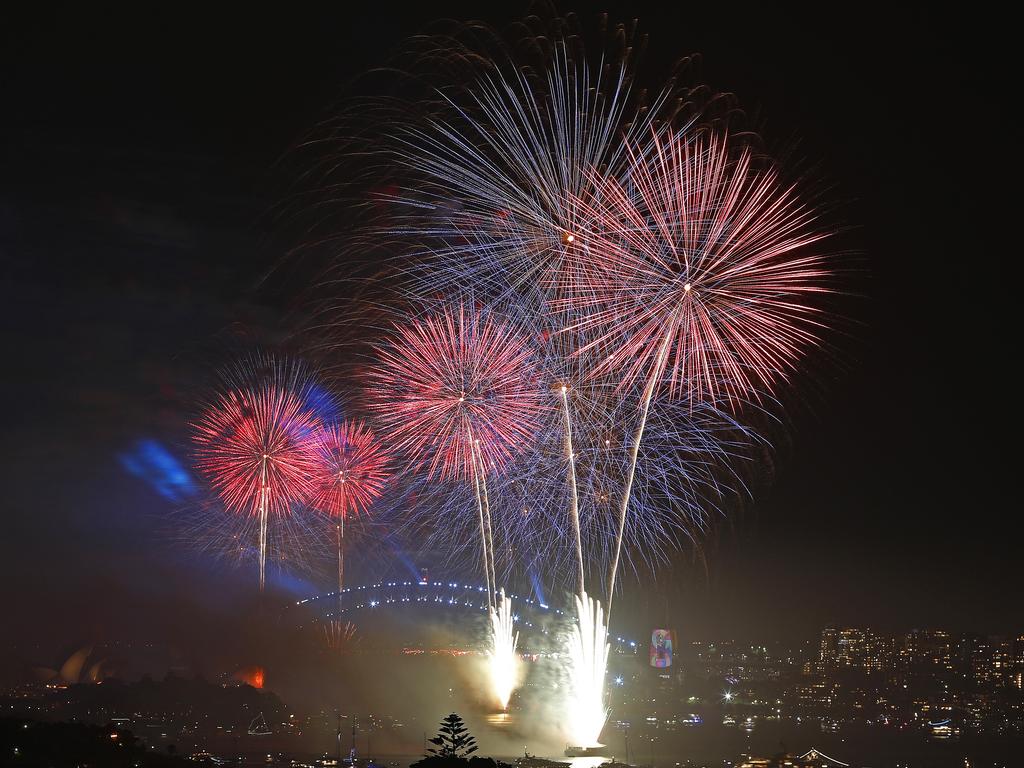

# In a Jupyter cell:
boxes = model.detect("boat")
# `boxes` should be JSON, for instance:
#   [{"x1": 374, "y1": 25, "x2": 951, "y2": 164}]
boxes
[
  {"x1": 819, "y1": 717, "x2": 840, "y2": 733},
  {"x1": 928, "y1": 719, "x2": 960, "y2": 740},
  {"x1": 515, "y1": 751, "x2": 570, "y2": 768},
  {"x1": 190, "y1": 752, "x2": 230, "y2": 766},
  {"x1": 248, "y1": 712, "x2": 272, "y2": 736},
  {"x1": 564, "y1": 745, "x2": 608, "y2": 758},
  {"x1": 722, "y1": 714, "x2": 736, "y2": 726},
  {"x1": 742, "y1": 716, "x2": 756, "y2": 732}
]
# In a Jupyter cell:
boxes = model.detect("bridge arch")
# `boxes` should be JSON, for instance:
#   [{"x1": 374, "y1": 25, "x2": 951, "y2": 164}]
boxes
[{"x1": 291, "y1": 579, "x2": 640, "y2": 650}]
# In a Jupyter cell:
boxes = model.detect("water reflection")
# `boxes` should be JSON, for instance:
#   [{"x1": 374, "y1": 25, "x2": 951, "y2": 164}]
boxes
[{"x1": 565, "y1": 757, "x2": 611, "y2": 768}]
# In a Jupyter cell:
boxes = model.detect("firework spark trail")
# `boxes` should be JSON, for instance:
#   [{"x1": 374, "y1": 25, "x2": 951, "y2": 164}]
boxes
[
  {"x1": 257, "y1": 466, "x2": 269, "y2": 590},
  {"x1": 596, "y1": 395, "x2": 764, "y2": 581},
  {"x1": 323, "y1": 619, "x2": 357, "y2": 651},
  {"x1": 607, "y1": 326, "x2": 673, "y2": 611},
  {"x1": 506, "y1": 320, "x2": 623, "y2": 592},
  {"x1": 174, "y1": 493, "x2": 336, "y2": 582},
  {"x1": 561, "y1": 384, "x2": 584, "y2": 596},
  {"x1": 473, "y1": 438, "x2": 498, "y2": 608},
  {"x1": 470, "y1": 434, "x2": 494, "y2": 609},
  {"x1": 567, "y1": 590, "x2": 610, "y2": 747},
  {"x1": 488, "y1": 588, "x2": 520, "y2": 711},
  {"x1": 193, "y1": 358, "x2": 321, "y2": 591},
  {"x1": 520, "y1": 324, "x2": 747, "y2": 594},
  {"x1": 336, "y1": 520, "x2": 344, "y2": 608}
]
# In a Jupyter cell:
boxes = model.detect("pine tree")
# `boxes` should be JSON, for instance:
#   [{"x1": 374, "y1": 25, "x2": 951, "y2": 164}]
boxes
[{"x1": 426, "y1": 713, "x2": 478, "y2": 759}]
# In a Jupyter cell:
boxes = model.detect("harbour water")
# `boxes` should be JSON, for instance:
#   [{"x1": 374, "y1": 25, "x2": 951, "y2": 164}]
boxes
[{"x1": 211, "y1": 720, "x2": 1022, "y2": 768}]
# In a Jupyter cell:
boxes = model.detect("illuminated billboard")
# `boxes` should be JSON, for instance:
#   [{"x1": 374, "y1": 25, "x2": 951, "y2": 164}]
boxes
[{"x1": 650, "y1": 628, "x2": 675, "y2": 668}]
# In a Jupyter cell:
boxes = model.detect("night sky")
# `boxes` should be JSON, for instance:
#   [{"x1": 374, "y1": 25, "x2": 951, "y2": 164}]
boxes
[{"x1": 0, "y1": 4, "x2": 1014, "y2": 667}]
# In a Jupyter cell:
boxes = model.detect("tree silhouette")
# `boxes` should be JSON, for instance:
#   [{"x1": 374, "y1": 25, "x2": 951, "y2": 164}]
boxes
[
  {"x1": 411, "y1": 714, "x2": 509, "y2": 768},
  {"x1": 426, "y1": 713, "x2": 478, "y2": 759}
]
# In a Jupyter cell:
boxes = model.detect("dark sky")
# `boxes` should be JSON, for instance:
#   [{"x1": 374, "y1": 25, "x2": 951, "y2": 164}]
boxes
[{"x1": 0, "y1": 3, "x2": 1015, "y2": 667}]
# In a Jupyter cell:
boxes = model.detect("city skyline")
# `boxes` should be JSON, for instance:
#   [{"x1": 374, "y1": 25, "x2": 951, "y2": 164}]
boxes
[{"x1": 5, "y1": 618, "x2": 1021, "y2": 762}]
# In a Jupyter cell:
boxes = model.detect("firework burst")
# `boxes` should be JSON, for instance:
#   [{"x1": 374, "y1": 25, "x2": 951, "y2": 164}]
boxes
[
  {"x1": 563, "y1": 130, "x2": 830, "y2": 408},
  {"x1": 389, "y1": 44, "x2": 684, "y2": 307},
  {"x1": 367, "y1": 300, "x2": 543, "y2": 710},
  {"x1": 322, "y1": 619, "x2": 358, "y2": 652},
  {"x1": 310, "y1": 420, "x2": 392, "y2": 602},
  {"x1": 555, "y1": 130, "x2": 829, "y2": 604},
  {"x1": 373, "y1": 307, "x2": 757, "y2": 599},
  {"x1": 192, "y1": 357, "x2": 321, "y2": 591},
  {"x1": 366, "y1": 301, "x2": 545, "y2": 484},
  {"x1": 310, "y1": 421, "x2": 392, "y2": 519},
  {"x1": 366, "y1": 299, "x2": 546, "y2": 604}
]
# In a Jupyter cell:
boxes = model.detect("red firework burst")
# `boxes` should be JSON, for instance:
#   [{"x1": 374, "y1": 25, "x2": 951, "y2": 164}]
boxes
[
  {"x1": 367, "y1": 303, "x2": 544, "y2": 482},
  {"x1": 561, "y1": 130, "x2": 831, "y2": 408},
  {"x1": 192, "y1": 359, "x2": 321, "y2": 588},
  {"x1": 194, "y1": 386, "x2": 320, "y2": 514},
  {"x1": 309, "y1": 421, "x2": 392, "y2": 519}
]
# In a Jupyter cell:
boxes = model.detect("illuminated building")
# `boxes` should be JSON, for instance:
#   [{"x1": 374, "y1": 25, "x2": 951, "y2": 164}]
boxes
[
  {"x1": 1014, "y1": 634, "x2": 1024, "y2": 690},
  {"x1": 992, "y1": 638, "x2": 1014, "y2": 687},
  {"x1": 819, "y1": 627, "x2": 892, "y2": 674},
  {"x1": 959, "y1": 634, "x2": 1015, "y2": 687},
  {"x1": 899, "y1": 629, "x2": 954, "y2": 672},
  {"x1": 738, "y1": 747, "x2": 850, "y2": 767}
]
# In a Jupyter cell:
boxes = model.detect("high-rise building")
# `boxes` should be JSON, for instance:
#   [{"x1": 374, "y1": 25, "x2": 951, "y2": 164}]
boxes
[
  {"x1": 959, "y1": 634, "x2": 1013, "y2": 687},
  {"x1": 899, "y1": 629, "x2": 954, "y2": 673},
  {"x1": 1013, "y1": 634, "x2": 1024, "y2": 690},
  {"x1": 819, "y1": 627, "x2": 892, "y2": 674},
  {"x1": 992, "y1": 637, "x2": 1014, "y2": 687}
]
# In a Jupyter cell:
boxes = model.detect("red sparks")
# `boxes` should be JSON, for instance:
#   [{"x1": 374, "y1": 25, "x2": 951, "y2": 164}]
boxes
[
  {"x1": 560, "y1": 131, "x2": 831, "y2": 408},
  {"x1": 193, "y1": 378, "x2": 320, "y2": 518},
  {"x1": 367, "y1": 303, "x2": 544, "y2": 482},
  {"x1": 309, "y1": 420, "x2": 392, "y2": 519}
]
